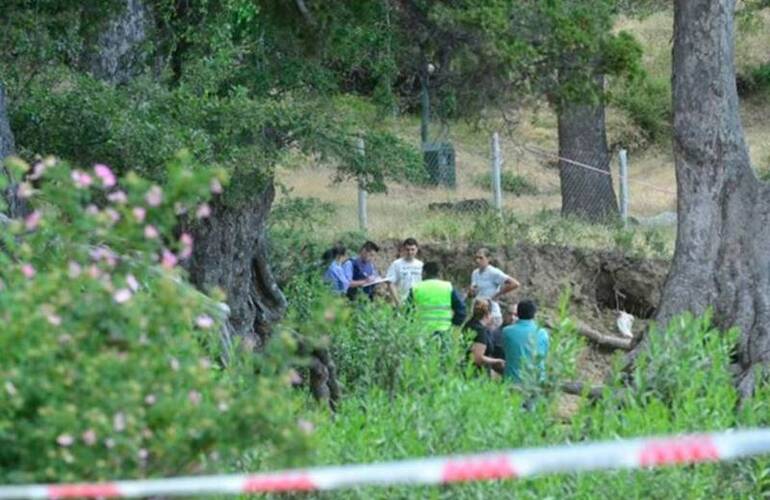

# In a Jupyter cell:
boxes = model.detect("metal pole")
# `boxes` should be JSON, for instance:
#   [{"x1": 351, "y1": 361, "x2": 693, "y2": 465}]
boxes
[
  {"x1": 491, "y1": 132, "x2": 503, "y2": 215},
  {"x1": 619, "y1": 148, "x2": 629, "y2": 225},
  {"x1": 356, "y1": 137, "x2": 368, "y2": 232},
  {"x1": 420, "y1": 73, "x2": 430, "y2": 147}
]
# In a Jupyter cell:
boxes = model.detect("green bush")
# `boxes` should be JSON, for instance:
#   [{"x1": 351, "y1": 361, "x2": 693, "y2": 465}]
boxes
[
  {"x1": 737, "y1": 62, "x2": 770, "y2": 97},
  {"x1": 613, "y1": 74, "x2": 671, "y2": 146},
  {"x1": 0, "y1": 155, "x2": 307, "y2": 483},
  {"x1": 473, "y1": 171, "x2": 539, "y2": 196},
  {"x1": 280, "y1": 290, "x2": 768, "y2": 498}
]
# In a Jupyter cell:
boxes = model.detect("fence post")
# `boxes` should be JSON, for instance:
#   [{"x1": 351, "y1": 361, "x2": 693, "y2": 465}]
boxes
[
  {"x1": 619, "y1": 148, "x2": 629, "y2": 225},
  {"x1": 356, "y1": 137, "x2": 368, "y2": 232},
  {"x1": 491, "y1": 132, "x2": 503, "y2": 215}
]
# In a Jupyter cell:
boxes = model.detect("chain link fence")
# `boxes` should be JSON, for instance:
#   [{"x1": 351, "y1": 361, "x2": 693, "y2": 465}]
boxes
[{"x1": 275, "y1": 131, "x2": 678, "y2": 240}]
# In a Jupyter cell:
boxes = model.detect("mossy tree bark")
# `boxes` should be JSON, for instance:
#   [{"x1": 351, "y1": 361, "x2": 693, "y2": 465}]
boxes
[{"x1": 0, "y1": 82, "x2": 26, "y2": 219}]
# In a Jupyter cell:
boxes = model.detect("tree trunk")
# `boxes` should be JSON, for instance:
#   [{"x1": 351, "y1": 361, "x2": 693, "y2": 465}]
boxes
[
  {"x1": 182, "y1": 183, "x2": 287, "y2": 347},
  {"x1": 85, "y1": 0, "x2": 150, "y2": 84},
  {"x1": 0, "y1": 82, "x2": 26, "y2": 219},
  {"x1": 557, "y1": 75, "x2": 619, "y2": 221},
  {"x1": 633, "y1": 0, "x2": 770, "y2": 399}
]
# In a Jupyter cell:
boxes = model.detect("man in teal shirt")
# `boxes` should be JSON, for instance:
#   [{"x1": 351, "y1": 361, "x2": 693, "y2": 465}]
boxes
[{"x1": 502, "y1": 300, "x2": 549, "y2": 383}]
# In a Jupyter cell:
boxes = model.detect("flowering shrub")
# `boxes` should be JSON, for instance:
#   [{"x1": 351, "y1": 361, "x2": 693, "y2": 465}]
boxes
[{"x1": 0, "y1": 154, "x2": 307, "y2": 483}]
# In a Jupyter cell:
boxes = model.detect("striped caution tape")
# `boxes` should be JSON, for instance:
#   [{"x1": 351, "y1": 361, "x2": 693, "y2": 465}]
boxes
[{"x1": 1, "y1": 429, "x2": 769, "y2": 498}]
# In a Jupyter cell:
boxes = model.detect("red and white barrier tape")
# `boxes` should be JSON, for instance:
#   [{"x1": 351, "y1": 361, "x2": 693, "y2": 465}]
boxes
[{"x1": 2, "y1": 429, "x2": 769, "y2": 498}]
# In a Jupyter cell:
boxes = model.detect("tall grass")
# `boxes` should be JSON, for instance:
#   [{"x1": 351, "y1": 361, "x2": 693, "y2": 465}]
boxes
[{"x1": 265, "y1": 277, "x2": 770, "y2": 498}]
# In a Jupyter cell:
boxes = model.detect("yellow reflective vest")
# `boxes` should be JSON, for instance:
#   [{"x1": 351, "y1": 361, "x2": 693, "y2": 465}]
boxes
[{"x1": 412, "y1": 279, "x2": 454, "y2": 333}]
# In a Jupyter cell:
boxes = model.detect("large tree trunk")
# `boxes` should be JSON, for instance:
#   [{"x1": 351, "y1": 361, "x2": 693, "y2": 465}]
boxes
[
  {"x1": 557, "y1": 75, "x2": 619, "y2": 221},
  {"x1": 183, "y1": 184, "x2": 287, "y2": 348},
  {"x1": 85, "y1": 0, "x2": 150, "y2": 84},
  {"x1": 0, "y1": 82, "x2": 26, "y2": 219},
  {"x1": 634, "y1": 0, "x2": 769, "y2": 399}
]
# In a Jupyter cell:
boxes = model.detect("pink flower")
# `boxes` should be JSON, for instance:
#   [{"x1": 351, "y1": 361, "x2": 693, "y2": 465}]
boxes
[
  {"x1": 45, "y1": 311, "x2": 62, "y2": 326},
  {"x1": 144, "y1": 225, "x2": 159, "y2": 239},
  {"x1": 71, "y1": 170, "x2": 93, "y2": 188},
  {"x1": 29, "y1": 162, "x2": 46, "y2": 180},
  {"x1": 57, "y1": 434, "x2": 74, "y2": 447},
  {"x1": 104, "y1": 208, "x2": 120, "y2": 224},
  {"x1": 5, "y1": 381, "x2": 17, "y2": 396},
  {"x1": 132, "y1": 206, "x2": 146, "y2": 222},
  {"x1": 161, "y1": 248, "x2": 177, "y2": 269},
  {"x1": 188, "y1": 390, "x2": 202, "y2": 405},
  {"x1": 88, "y1": 265, "x2": 102, "y2": 279},
  {"x1": 113, "y1": 412, "x2": 126, "y2": 432},
  {"x1": 195, "y1": 315, "x2": 214, "y2": 329},
  {"x1": 86, "y1": 205, "x2": 99, "y2": 216},
  {"x1": 145, "y1": 186, "x2": 163, "y2": 207},
  {"x1": 24, "y1": 211, "x2": 41, "y2": 231},
  {"x1": 126, "y1": 274, "x2": 139, "y2": 292},
  {"x1": 288, "y1": 369, "x2": 303, "y2": 385},
  {"x1": 82, "y1": 429, "x2": 97, "y2": 446},
  {"x1": 21, "y1": 264, "x2": 35, "y2": 279},
  {"x1": 93, "y1": 164, "x2": 116, "y2": 188},
  {"x1": 138, "y1": 448, "x2": 149, "y2": 460},
  {"x1": 107, "y1": 190, "x2": 127, "y2": 204},
  {"x1": 68, "y1": 261, "x2": 82, "y2": 278},
  {"x1": 297, "y1": 419, "x2": 315, "y2": 434},
  {"x1": 17, "y1": 183, "x2": 34, "y2": 198},
  {"x1": 179, "y1": 233, "x2": 193, "y2": 259},
  {"x1": 196, "y1": 203, "x2": 211, "y2": 219},
  {"x1": 210, "y1": 178, "x2": 223, "y2": 194},
  {"x1": 113, "y1": 288, "x2": 132, "y2": 304}
]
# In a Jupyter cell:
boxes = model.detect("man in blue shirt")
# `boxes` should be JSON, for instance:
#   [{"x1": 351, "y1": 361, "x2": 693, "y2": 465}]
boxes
[
  {"x1": 501, "y1": 300, "x2": 549, "y2": 384},
  {"x1": 345, "y1": 241, "x2": 381, "y2": 301}
]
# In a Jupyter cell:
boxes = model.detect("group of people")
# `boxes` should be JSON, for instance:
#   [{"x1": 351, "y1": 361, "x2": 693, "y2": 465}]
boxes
[{"x1": 323, "y1": 238, "x2": 549, "y2": 384}]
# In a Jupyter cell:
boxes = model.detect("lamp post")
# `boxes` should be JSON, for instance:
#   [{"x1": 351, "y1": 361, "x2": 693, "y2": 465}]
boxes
[{"x1": 420, "y1": 62, "x2": 435, "y2": 148}]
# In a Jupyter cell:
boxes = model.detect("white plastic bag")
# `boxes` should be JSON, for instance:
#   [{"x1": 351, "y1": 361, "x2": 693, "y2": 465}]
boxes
[{"x1": 617, "y1": 311, "x2": 634, "y2": 338}]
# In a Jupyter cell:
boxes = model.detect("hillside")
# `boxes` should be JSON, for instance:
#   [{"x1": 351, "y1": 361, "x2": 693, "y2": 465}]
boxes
[{"x1": 276, "y1": 8, "x2": 770, "y2": 246}]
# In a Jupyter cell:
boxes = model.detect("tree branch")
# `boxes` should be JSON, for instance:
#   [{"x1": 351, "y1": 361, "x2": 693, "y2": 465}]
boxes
[
  {"x1": 544, "y1": 317, "x2": 633, "y2": 350},
  {"x1": 294, "y1": 0, "x2": 316, "y2": 26}
]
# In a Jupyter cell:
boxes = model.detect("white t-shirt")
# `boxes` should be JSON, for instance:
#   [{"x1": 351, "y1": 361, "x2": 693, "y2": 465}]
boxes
[
  {"x1": 386, "y1": 258, "x2": 423, "y2": 301},
  {"x1": 471, "y1": 265, "x2": 511, "y2": 318}
]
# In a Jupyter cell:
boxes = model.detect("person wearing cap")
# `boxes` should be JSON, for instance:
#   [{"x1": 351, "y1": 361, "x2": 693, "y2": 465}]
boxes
[
  {"x1": 501, "y1": 299, "x2": 549, "y2": 383},
  {"x1": 408, "y1": 261, "x2": 465, "y2": 334}
]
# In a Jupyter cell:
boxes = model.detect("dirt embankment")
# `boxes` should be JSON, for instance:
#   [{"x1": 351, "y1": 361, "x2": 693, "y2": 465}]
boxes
[{"x1": 376, "y1": 241, "x2": 670, "y2": 386}]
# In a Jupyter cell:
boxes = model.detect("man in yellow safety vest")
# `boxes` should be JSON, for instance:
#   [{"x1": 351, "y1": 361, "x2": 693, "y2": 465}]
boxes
[{"x1": 408, "y1": 261, "x2": 466, "y2": 334}]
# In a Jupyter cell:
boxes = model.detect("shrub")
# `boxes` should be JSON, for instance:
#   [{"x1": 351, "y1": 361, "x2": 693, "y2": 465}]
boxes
[
  {"x1": 473, "y1": 171, "x2": 539, "y2": 196},
  {"x1": 0, "y1": 155, "x2": 307, "y2": 483},
  {"x1": 613, "y1": 74, "x2": 671, "y2": 146},
  {"x1": 293, "y1": 307, "x2": 761, "y2": 499}
]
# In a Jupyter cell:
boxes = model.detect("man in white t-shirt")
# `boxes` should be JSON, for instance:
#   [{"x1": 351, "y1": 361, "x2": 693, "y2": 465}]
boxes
[
  {"x1": 468, "y1": 247, "x2": 519, "y2": 328},
  {"x1": 386, "y1": 238, "x2": 423, "y2": 304}
]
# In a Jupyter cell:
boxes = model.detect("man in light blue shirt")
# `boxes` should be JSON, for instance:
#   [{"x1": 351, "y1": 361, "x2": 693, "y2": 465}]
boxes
[{"x1": 502, "y1": 299, "x2": 549, "y2": 383}]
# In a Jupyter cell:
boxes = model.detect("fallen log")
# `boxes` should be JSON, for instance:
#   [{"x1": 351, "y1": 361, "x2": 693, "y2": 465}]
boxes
[{"x1": 544, "y1": 317, "x2": 633, "y2": 350}]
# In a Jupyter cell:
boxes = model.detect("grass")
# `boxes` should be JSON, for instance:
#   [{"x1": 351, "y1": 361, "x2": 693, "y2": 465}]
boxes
[{"x1": 256, "y1": 280, "x2": 770, "y2": 499}]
